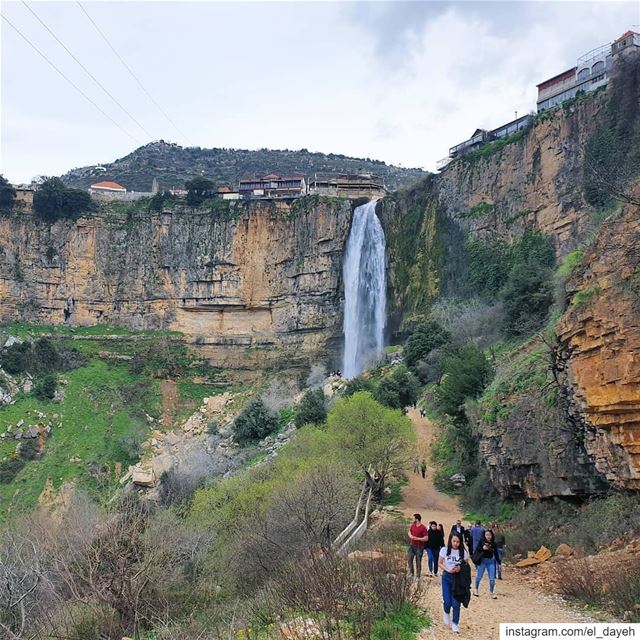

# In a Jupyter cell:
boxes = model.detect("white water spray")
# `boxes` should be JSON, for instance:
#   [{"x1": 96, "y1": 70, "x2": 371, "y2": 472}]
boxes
[{"x1": 342, "y1": 200, "x2": 387, "y2": 379}]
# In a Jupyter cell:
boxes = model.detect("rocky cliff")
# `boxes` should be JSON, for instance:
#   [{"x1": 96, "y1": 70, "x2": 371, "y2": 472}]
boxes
[
  {"x1": 0, "y1": 197, "x2": 352, "y2": 371},
  {"x1": 378, "y1": 55, "x2": 640, "y2": 497}
]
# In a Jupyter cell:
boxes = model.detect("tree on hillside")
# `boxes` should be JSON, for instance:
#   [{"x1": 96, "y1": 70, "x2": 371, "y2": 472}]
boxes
[
  {"x1": 294, "y1": 388, "x2": 327, "y2": 427},
  {"x1": 404, "y1": 320, "x2": 451, "y2": 374},
  {"x1": 327, "y1": 392, "x2": 414, "y2": 500},
  {"x1": 0, "y1": 175, "x2": 16, "y2": 210},
  {"x1": 374, "y1": 365, "x2": 420, "y2": 411},
  {"x1": 185, "y1": 177, "x2": 215, "y2": 206},
  {"x1": 33, "y1": 178, "x2": 94, "y2": 222},
  {"x1": 436, "y1": 344, "x2": 493, "y2": 418},
  {"x1": 233, "y1": 396, "x2": 279, "y2": 445}
]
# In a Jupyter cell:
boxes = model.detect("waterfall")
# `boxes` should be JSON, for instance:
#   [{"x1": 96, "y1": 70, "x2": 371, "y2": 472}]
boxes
[{"x1": 342, "y1": 200, "x2": 387, "y2": 379}]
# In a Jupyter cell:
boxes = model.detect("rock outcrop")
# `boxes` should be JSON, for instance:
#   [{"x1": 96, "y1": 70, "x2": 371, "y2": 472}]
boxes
[{"x1": 557, "y1": 199, "x2": 640, "y2": 489}]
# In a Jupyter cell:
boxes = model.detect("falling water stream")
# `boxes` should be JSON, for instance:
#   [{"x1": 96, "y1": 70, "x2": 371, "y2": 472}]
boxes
[{"x1": 342, "y1": 200, "x2": 387, "y2": 379}]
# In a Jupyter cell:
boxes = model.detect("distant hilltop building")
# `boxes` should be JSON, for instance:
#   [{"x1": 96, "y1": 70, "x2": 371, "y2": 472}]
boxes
[
  {"x1": 88, "y1": 179, "x2": 156, "y2": 202},
  {"x1": 537, "y1": 30, "x2": 639, "y2": 111},
  {"x1": 308, "y1": 173, "x2": 387, "y2": 199},
  {"x1": 89, "y1": 180, "x2": 127, "y2": 194}
]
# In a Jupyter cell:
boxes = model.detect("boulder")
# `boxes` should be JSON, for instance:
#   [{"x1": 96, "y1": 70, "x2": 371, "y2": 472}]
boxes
[
  {"x1": 132, "y1": 466, "x2": 156, "y2": 487},
  {"x1": 450, "y1": 473, "x2": 466, "y2": 487},
  {"x1": 534, "y1": 546, "x2": 552, "y2": 562},
  {"x1": 555, "y1": 543, "x2": 574, "y2": 557},
  {"x1": 152, "y1": 454, "x2": 175, "y2": 478},
  {"x1": 515, "y1": 557, "x2": 544, "y2": 568}
]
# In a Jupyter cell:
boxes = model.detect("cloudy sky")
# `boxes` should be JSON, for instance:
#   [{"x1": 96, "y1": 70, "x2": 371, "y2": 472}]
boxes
[{"x1": 1, "y1": 1, "x2": 638, "y2": 182}]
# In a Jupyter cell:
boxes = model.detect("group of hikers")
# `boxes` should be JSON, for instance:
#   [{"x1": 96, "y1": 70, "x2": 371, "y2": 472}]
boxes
[{"x1": 408, "y1": 514, "x2": 506, "y2": 633}]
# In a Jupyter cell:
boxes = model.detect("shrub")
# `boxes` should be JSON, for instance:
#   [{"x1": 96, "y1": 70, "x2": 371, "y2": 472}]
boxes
[
  {"x1": 404, "y1": 321, "x2": 451, "y2": 373},
  {"x1": 33, "y1": 178, "x2": 94, "y2": 222},
  {"x1": 501, "y1": 262, "x2": 554, "y2": 336},
  {"x1": 0, "y1": 341, "x2": 32, "y2": 374},
  {"x1": 149, "y1": 190, "x2": 175, "y2": 212},
  {"x1": 18, "y1": 438, "x2": 41, "y2": 461},
  {"x1": 342, "y1": 376, "x2": 375, "y2": 397},
  {"x1": 114, "y1": 418, "x2": 148, "y2": 460},
  {"x1": 0, "y1": 338, "x2": 84, "y2": 375},
  {"x1": 436, "y1": 345, "x2": 493, "y2": 417},
  {"x1": 464, "y1": 237, "x2": 512, "y2": 300},
  {"x1": 294, "y1": 389, "x2": 326, "y2": 427},
  {"x1": 555, "y1": 556, "x2": 640, "y2": 622},
  {"x1": 185, "y1": 177, "x2": 215, "y2": 206},
  {"x1": 33, "y1": 373, "x2": 57, "y2": 400},
  {"x1": 374, "y1": 365, "x2": 420, "y2": 411},
  {"x1": 0, "y1": 174, "x2": 16, "y2": 210},
  {"x1": 0, "y1": 458, "x2": 25, "y2": 484},
  {"x1": 233, "y1": 397, "x2": 279, "y2": 445},
  {"x1": 129, "y1": 339, "x2": 191, "y2": 377}
]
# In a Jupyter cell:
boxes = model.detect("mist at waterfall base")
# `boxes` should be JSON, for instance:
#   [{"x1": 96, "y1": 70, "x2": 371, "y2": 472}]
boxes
[{"x1": 342, "y1": 200, "x2": 387, "y2": 379}]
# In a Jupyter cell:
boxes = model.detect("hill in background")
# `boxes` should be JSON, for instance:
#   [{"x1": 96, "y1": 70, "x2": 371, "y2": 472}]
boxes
[{"x1": 61, "y1": 141, "x2": 428, "y2": 192}]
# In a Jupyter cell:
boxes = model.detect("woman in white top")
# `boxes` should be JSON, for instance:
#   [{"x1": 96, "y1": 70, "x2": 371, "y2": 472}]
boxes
[{"x1": 438, "y1": 532, "x2": 468, "y2": 634}]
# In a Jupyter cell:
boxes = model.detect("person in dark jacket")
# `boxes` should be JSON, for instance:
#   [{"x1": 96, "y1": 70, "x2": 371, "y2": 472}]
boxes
[
  {"x1": 425, "y1": 521, "x2": 445, "y2": 576},
  {"x1": 473, "y1": 529, "x2": 501, "y2": 599},
  {"x1": 493, "y1": 523, "x2": 506, "y2": 579},
  {"x1": 450, "y1": 519, "x2": 465, "y2": 538},
  {"x1": 438, "y1": 532, "x2": 468, "y2": 634}
]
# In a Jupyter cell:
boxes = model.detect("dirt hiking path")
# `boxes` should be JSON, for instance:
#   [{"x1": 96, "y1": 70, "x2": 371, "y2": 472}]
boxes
[{"x1": 399, "y1": 409, "x2": 595, "y2": 638}]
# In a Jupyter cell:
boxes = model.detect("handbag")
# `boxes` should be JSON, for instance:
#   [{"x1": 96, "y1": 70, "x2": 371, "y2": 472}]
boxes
[{"x1": 471, "y1": 544, "x2": 483, "y2": 566}]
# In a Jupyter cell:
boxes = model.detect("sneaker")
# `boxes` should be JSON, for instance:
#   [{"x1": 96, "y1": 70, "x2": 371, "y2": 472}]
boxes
[
  {"x1": 498, "y1": 575, "x2": 503, "y2": 580},
  {"x1": 452, "y1": 623, "x2": 460, "y2": 633},
  {"x1": 473, "y1": 589, "x2": 479, "y2": 597},
  {"x1": 492, "y1": 593, "x2": 497, "y2": 599},
  {"x1": 415, "y1": 576, "x2": 421, "y2": 584},
  {"x1": 443, "y1": 612, "x2": 451, "y2": 625}
]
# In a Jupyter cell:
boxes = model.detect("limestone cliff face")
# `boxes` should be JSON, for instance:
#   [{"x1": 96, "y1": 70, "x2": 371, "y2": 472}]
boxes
[
  {"x1": 0, "y1": 197, "x2": 352, "y2": 370},
  {"x1": 557, "y1": 200, "x2": 640, "y2": 490},
  {"x1": 437, "y1": 92, "x2": 605, "y2": 255}
]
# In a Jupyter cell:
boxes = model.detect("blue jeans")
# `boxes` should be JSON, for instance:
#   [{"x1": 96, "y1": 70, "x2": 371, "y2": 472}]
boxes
[
  {"x1": 475, "y1": 557, "x2": 496, "y2": 592},
  {"x1": 496, "y1": 548, "x2": 505, "y2": 577},
  {"x1": 426, "y1": 547, "x2": 438, "y2": 574},
  {"x1": 441, "y1": 571, "x2": 461, "y2": 624},
  {"x1": 407, "y1": 546, "x2": 424, "y2": 577}
]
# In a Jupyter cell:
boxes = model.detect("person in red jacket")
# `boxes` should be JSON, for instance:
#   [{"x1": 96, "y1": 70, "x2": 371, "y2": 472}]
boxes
[{"x1": 407, "y1": 513, "x2": 428, "y2": 581}]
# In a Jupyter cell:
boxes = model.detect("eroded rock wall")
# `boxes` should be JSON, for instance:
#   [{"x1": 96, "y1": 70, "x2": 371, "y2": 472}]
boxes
[
  {"x1": 0, "y1": 198, "x2": 352, "y2": 370},
  {"x1": 557, "y1": 200, "x2": 640, "y2": 490}
]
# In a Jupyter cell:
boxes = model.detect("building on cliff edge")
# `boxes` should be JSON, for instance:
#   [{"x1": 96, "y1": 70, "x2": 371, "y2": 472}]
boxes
[
  {"x1": 238, "y1": 174, "x2": 306, "y2": 199},
  {"x1": 308, "y1": 173, "x2": 387, "y2": 199},
  {"x1": 536, "y1": 30, "x2": 639, "y2": 111}
]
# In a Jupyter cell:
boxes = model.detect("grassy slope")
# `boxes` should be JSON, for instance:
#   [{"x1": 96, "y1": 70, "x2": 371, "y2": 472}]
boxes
[{"x1": 0, "y1": 324, "x2": 232, "y2": 523}]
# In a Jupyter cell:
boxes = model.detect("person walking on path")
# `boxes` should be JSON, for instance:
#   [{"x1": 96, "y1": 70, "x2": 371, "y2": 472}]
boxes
[
  {"x1": 493, "y1": 523, "x2": 506, "y2": 579},
  {"x1": 473, "y1": 529, "x2": 501, "y2": 599},
  {"x1": 425, "y1": 521, "x2": 445, "y2": 577},
  {"x1": 420, "y1": 460, "x2": 427, "y2": 479},
  {"x1": 450, "y1": 519, "x2": 465, "y2": 538},
  {"x1": 407, "y1": 513, "x2": 429, "y2": 581},
  {"x1": 469, "y1": 520, "x2": 485, "y2": 552},
  {"x1": 438, "y1": 532, "x2": 469, "y2": 634},
  {"x1": 413, "y1": 458, "x2": 420, "y2": 474}
]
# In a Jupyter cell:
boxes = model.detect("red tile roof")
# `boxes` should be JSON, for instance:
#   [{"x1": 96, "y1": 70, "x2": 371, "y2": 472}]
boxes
[{"x1": 90, "y1": 181, "x2": 126, "y2": 191}]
